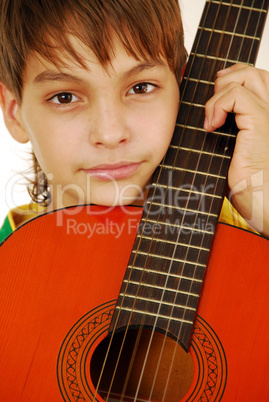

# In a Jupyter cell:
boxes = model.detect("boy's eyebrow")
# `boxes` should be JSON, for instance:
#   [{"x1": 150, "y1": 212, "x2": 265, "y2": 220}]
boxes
[
  {"x1": 32, "y1": 61, "x2": 166, "y2": 85},
  {"x1": 122, "y1": 60, "x2": 166, "y2": 79},
  {"x1": 33, "y1": 71, "x2": 84, "y2": 85}
]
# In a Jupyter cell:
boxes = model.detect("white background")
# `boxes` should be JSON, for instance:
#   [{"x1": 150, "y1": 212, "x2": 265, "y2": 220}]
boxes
[{"x1": 0, "y1": 0, "x2": 268, "y2": 225}]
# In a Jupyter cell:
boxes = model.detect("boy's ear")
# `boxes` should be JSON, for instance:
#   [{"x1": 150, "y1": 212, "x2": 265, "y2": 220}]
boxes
[{"x1": 0, "y1": 83, "x2": 29, "y2": 144}]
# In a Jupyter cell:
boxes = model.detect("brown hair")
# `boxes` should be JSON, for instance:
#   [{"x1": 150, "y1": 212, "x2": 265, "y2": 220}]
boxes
[{"x1": 0, "y1": 0, "x2": 186, "y2": 205}]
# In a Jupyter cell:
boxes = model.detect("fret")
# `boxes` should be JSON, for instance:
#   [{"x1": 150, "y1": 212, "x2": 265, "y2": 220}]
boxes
[
  {"x1": 140, "y1": 210, "x2": 217, "y2": 239},
  {"x1": 131, "y1": 250, "x2": 208, "y2": 268},
  {"x1": 135, "y1": 226, "x2": 215, "y2": 256},
  {"x1": 121, "y1": 283, "x2": 201, "y2": 302},
  {"x1": 117, "y1": 293, "x2": 198, "y2": 320},
  {"x1": 192, "y1": 28, "x2": 261, "y2": 62},
  {"x1": 122, "y1": 280, "x2": 202, "y2": 293},
  {"x1": 123, "y1": 269, "x2": 203, "y2": 296},
  {"x1": 162, "y1": 145, "x2": 231, "y2": 176},
  {"x1": 141, "y1": 224, "x2": 215, "y2": 251},
  {"x1": 175, "y1": 123, "x2": 236, "y2": 138},
  {"x1": 118, "y1": 294, "x2": 197, "y2": 313},
  {"x1": 176, "y1": 102, "x2": 235, "y2": 135},
  {"x1": 183, "y1": 55, "x2": 235, "y2": 83},
  {"x1": 189, "y1": 52, "x2": 253, "y2": 66},
  {"x1": 145, "y1": 184, "x2": 219, "y2": 202},
  {"x1": 202, "y1": 2, "x2": 266, "y2": 37},
  {"x1": 183, "y1": 76, "x2": 214, "y2": 86},
  {"x1": 121, "y1": 280, "x2": 204, "y2": 318},
  {"x1": 135, "y1": 233, "x2": 211, "y2": 251},
  {"x1": 153, "y1": 169, "x2": 225, "y2": 191},
  {"x1": 212, "y1": 130, "x2": 236, "y2": 138},
  {"x1": 180, "y1": 100, "x2": 205, "y2": 108},
  {"x1": 139, "y1": 220, "x2": 214, "y2": 235},
  {"x1": 150, "y1": 183, "x2": 223, "y2": 199},
  {"x1": 160, "y1": 164, "x2": 226, "y2": 180},
  {"x1": 145, "y1": 213, "x2": 217, "y2": 230},
  {"x1": 145, "y1": 186, "x2": 224, "y2": 221},
  {"x1": 114, "y1": 307, "x2": 193, "y2": 325},
  {"x1": 181, "y1": 80, "x2": 214, "y2": 104},
  {"x1": 209, "y1": 1, "x2": 267, "y2": 13},
  {"x1": 199, "y1": 27, "x2": 260, "y2": 41},
  {"x1": 225, "y1": 0, "x2": 268, "y2": 8},
  {"x1": 144, "y1": 201, "x2": 219, "y2": 218},
  {"x1": 172, "y1": 126, "x2": 236, "y2": 160},
  {"x1": 141, "y1": 207, "x2": 215, "y2": 229},
  {"x1": 134, "y1": 234, "x2": 212, "y2": 265},
  {"x1": 127, "y1": 265, "x2": 206, "y2": 282},
  {"x1": 169, "y1": 145, "x2": 231, "y2": 160},
  {"x1": 176, "y1": 103, "x2": 206, "y2": 130}
]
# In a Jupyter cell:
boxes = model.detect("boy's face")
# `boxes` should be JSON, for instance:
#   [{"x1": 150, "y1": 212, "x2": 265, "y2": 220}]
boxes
[{"x1": 17, "y1": 35, "x2": 179, "y2": 208}]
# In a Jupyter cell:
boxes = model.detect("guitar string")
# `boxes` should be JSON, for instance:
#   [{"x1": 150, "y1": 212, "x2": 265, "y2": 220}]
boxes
[
  {"x1": 93, "y1": 0, "x2": 264, "y2": 398},
  {"x1": 132, "y1": 0, "x2": 266, "y2": 399},
  {"x1": 93, "y1": 3, "x2": 214, "y2": 399},
  {"x1": 126, "y1": 1, "x2": 229, "y2": 400},
  {"x1": 142, "y1": 1, "x2": 231, "y2": 399},
  {"x1": 176, "y1": 0, "x2": 267, "y2": 338},
  {"x1": 159, "y1": 2, "x2": 268, "y2": 400},
  {"x1": 131, "y1": 1, "x2": 225, "y2": 399},
  {"x1": 118, "y1": 0, "x2": 240, "y2": 398},
  {"x1": 147, "y1": 0, "x2": 268, "y2": 398},
  {"x1": 94, "y1": 0, "x2": 214, "y2": 397},
  {"x1": 137, "y1": 0, "x2": 266, "y2": 399},
  {"x1": 185, "y1": 0, "x2": 268, "y2": 336},
  {"x1": 142, "y1": 0, "x2": 267, "y2": 399},
  {"x1": 171, "y1": 6, "x2": 268, "y2": 398},
  {"x1": 174, "y1": 0, "x2": 267, "y2": 380},
  {"x1": 145, "y1": 1, "x2": 239, "y2": 399},
  {"x1": 168, "y1": 3, "x2": 267, "y2": 401},
  {"x1": 240, "y1": 0, "x2": 268, "y2": 65}
]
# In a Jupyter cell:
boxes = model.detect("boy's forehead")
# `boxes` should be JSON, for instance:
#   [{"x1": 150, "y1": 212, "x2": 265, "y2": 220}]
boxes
[{"x1": 24, "y1": 34, "x2": 168, "y2": 85}]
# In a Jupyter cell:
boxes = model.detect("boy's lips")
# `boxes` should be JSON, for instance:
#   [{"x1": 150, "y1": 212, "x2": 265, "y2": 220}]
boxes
[{"x1": 81, "y1": 161, "x2": 142, "y2": 180}]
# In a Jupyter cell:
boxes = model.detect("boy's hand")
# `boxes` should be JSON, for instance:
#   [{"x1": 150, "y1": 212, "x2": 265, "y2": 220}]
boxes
[{"x1": 204, "y1": 64, "x2": 269, "y2": 237}]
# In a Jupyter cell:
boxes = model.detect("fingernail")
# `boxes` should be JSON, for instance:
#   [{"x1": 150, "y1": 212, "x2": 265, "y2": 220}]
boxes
[
  {"x1": 204, "y1": 117, "x2": 209, "y2": 131},
  {"x1": 217, "y1": 67, "x2": 230, "y2": 76}
]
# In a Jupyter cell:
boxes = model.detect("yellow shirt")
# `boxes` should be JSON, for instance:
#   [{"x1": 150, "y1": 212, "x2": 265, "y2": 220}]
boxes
[
  {"x1": 7, "y1": 203, "x2": 45, "y2": 231},
  {"x1": 0, "y1": 198, "x2": 257, "y2": 244},
  {"x1": 219, "y1": 197, "x2": 258, "y2": 234}
]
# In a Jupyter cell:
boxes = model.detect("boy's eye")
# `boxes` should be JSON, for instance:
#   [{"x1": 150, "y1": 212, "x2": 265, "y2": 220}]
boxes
[
  {"x1": 49, "y1": 93, "x2": 80, "y2": 104},
  {"x1": 129, "y1": 83, "x2": 156, "y2": 95}
]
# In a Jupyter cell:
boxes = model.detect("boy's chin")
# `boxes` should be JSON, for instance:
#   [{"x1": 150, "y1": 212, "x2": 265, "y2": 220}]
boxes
[
  {"x1": 90, "y1": 193, "x2": 146, "y2": 208},
  {"x1": 50, "y1": 190, "x2": 146, "y2": 210}
]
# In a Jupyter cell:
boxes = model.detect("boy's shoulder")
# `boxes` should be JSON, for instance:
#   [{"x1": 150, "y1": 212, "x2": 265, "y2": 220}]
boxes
[
  {"x1": 219, "y1": 197, "x2": 258, "y2": 234},
  {"x1": 0, "y1": 215, "x2": 13, "y2": 244}
]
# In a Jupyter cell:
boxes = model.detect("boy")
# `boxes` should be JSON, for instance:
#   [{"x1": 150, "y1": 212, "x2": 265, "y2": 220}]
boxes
[
  {"x1": 0, "y1": 0, "x2": 269, "y2": 239},
  {"x1": 0, "y1": 0, "x2": 186, "y2": 239},
  {"x1": 0, "y1": 0, "x2": 269, "y2": 400}
]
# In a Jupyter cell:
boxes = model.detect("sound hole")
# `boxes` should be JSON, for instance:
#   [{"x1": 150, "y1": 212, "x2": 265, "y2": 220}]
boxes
[{"x1": 91, "y1": 327, "x2": 194, "y2": 401}]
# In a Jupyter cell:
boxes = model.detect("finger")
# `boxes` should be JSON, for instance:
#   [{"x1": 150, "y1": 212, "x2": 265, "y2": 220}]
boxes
[
  {"x1": 216, "y1": 63, "x2": 249, "y2": 78},
  {"x1": 204, "y1": 83, "x2": 263, "y2": 132},
  {"x1": 214, "y1": 64, "x2": 269, "y2": 102}
]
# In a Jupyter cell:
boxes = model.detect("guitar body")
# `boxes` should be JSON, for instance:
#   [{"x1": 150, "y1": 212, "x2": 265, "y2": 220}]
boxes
[
  {"x1": 2, "y1": 0, "x2": 269, "y2": 399},
  {"x1": 0, "y1": 206, "x2": 269, "y2": 401}
]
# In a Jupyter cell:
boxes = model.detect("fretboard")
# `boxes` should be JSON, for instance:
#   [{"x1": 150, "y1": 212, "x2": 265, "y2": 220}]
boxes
[{"x1": 110, "y1": 0, "x2": 269, "y2": 350}]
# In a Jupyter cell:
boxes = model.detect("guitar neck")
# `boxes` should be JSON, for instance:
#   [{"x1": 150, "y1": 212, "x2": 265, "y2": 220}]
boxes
[{"x1": 110, "y1": 0, "x2": 269, "y2": 350}]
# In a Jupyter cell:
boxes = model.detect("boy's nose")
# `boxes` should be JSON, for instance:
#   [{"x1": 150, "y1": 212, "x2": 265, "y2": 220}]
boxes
[{"x1": 89, "y1": 100, "x2": 130, "y2": 148}]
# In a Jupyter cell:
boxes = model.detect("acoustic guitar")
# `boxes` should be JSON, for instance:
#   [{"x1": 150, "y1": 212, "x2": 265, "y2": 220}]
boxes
[{"x1": 1, "y1": 1, "x2": 269, "y2": 401}]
